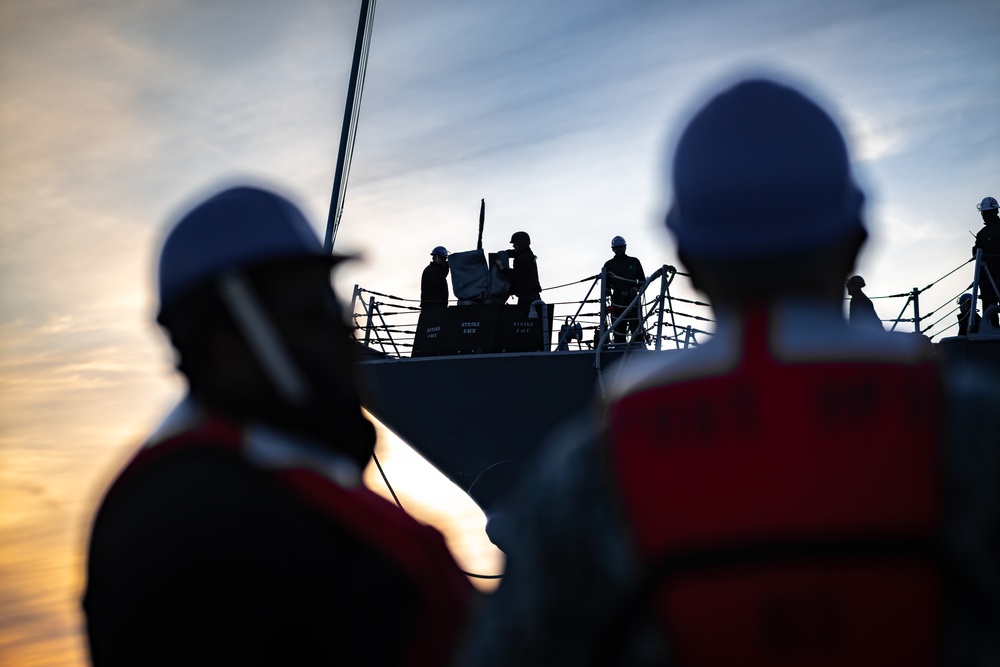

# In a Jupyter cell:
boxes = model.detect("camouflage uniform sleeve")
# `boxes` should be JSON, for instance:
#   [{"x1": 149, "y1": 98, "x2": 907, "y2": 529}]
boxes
[{"x1": 457, "y1": 412, "x2": 670, "y2": 667}]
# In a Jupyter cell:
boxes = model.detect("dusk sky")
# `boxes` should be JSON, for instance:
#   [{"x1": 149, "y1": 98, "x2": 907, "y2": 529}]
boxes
[{"x1": 2, "y1": 0, "x2": 998, "y2": 664}]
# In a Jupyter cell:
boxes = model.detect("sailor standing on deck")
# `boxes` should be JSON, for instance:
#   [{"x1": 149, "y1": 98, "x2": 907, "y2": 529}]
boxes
[
  {"x1": 845, "y1": 274, "x2": 883, "y2": 330},
  {"x1": 458, "y1": 77, "x2": 1000, "y2": 667},
  {"x1": 603, "y1": 236, "x2": 646, "y2": 343},
  {"x1": 84, "y1": 185, "x2": 474, "y2": 667},
  {"x1": 496, "y1": 231, "x2": 541, "y2": 306},
  {"x1": 973, "y1": 196, "x2": 1000, "y2": 328},
  {"x1": 421, "y1": 245, "x2": 450, "y2": 310}
]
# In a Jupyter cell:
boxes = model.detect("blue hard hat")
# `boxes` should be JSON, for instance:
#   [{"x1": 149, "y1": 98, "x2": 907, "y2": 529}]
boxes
[
  {"x1": 611, "y1": 235, "x2": 627, "y2": 248},
  {"x1": 431, "y1": 245, "x2": 449, "y2": 258},
  {"x1": 665, "y1": 78, "x2": 866, "y2": 260},
  {"x1": 158, "y1": 186, "x2": 345, "y2": 312},
  {"x1": 958, "y1": 293, "x2": 973, "y2": 304}
]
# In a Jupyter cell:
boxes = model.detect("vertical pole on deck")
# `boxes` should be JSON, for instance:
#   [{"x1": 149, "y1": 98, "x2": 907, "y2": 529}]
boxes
[
  {"x1": 969, "y1": 248, "x2": 982, "y2": 327},
  {"x1": 911, "y1": 287, "x2": 920, "y2": 333},
  {"x1": 656, "y1": 268, "x2": 668, "y2": 351},
  {"x1": 350, "y1": 284, "x2": 361, "y2": 317},
  {"x1": 363, "y1": 296, "x2": 376, "y2": 347},
  {"x1": 599, "y1": 266, "x2": 608, "y2": 346},
  {"x1": 350, "y1": 284, "x2": 361, "y2": 337},
  {"x1": 477, "y1": 198, "x2": 485, "y2": 250}
]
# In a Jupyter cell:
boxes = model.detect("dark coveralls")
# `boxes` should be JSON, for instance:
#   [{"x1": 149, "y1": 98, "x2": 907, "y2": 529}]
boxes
[
  {"x1": 84, "y1": 400, "x2": 474, "y2": 667},
  {"x1": 420, "y1": 260, "x2": 450, "y2": 310},
  {"x1": 603, "y1": 253, "x2": 646, "y2": 343},
  {"x1": 973, "y1": 217, "x2": 1000, "y2": 328},
  {"x1": 848, "y1": 290, "x2": 882, "y2": 330},
  {"x1": 500, "y1": 249, "x2": 541, "y2": 306}
]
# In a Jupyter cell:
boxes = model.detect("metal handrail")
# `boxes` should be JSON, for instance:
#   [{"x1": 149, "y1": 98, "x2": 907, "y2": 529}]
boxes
[{"x1": 594, "y1": 266, "x2": 666, "y2": 372}]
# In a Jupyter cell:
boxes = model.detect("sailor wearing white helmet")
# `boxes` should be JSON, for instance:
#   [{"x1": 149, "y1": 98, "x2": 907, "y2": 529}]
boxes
[
  {"x1": 973, "y1": 195, "x2": 1000, "y2": 327},
  {"x1": 603, "y1": 235, "x2": 646, "y2": 343}
]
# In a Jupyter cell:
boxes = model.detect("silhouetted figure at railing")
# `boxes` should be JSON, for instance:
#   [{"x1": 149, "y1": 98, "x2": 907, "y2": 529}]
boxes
[
  {"x1": 421, "y1": 245, "x2": 450, "y2": 311},
  {"x1": 604, "y1": 235, "x2": 646, "y2": 343},
  {"x1": 974, "y1": 196, "x2": 1000, "y2": 328},
  {"x1": 846, "y1": 275, "x2": 883, "y2": 330}
]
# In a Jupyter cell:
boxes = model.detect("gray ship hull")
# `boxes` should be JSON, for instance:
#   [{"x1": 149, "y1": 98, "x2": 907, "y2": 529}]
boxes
[{"x1": 356, "y1": 345, "x2": 675, "y2": 517}]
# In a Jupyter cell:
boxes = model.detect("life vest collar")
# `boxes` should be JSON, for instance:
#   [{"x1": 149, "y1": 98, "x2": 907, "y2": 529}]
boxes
[
  {"x1": 244, "y1": 421, "x2": 361, "y2": 489},
  {"x1": 146, "y1": 395, "x2": 362, "y2": 489}
]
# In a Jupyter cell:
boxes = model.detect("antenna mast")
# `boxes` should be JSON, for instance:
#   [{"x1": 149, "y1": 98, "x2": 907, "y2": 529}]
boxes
[{"x1": 325, "y1": 0, "x2": 377, "y2": 252}]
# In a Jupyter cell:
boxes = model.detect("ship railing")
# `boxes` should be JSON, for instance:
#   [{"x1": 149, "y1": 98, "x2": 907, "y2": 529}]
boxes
[
  {"x1": 831, "y1": 253, "x2": 1000, "y2": 339},
  {"x1": 868, "y1": 257, "x2": 982, "y2": 339},
  {"x1": 349, "y1": 285, "x2": 420, "y2": 357},
  {"x1": 590, "y1": 265, "x2": 707, "y2": 372},
  {"x1": 963, "y1": 248, "x2": 1000, "y2": 336},
  {"x1": 594, "y1": 266, "x2": 666, "y2": 351},
  {"x1": 589, "y1": 264, "x2": 714, "y2": 351},
  {"x1": 349, "y1": 264, "x2": 718, "y2": 358},
  {"x1": 538, "y1": 264, "x2": 714, "y2": 352},
  {"x1": 552, "y1": 272, "x2": 603, "y2": 351},
  {"x1": 349, "y1": 253, "x2": 993, "y2": 356}
]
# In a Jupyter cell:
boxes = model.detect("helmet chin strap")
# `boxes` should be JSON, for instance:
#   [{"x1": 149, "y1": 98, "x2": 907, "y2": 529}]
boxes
[{"x1": 218, "y1": 271, "x2": 310, "y2": 406}]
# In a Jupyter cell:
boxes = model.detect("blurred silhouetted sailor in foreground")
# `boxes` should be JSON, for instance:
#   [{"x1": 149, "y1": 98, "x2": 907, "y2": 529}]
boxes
[
  {"x1": 458, "y1": 77, "x2": 1000, "y2": 667},
  {"x1": 84, "y1": 185, "x2": 473, "y2": 666}
]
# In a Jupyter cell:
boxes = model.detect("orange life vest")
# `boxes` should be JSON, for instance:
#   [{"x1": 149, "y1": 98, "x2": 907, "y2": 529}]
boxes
[{"x1": 607, "y1": 310, "x2": 944, "y2": 665}]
